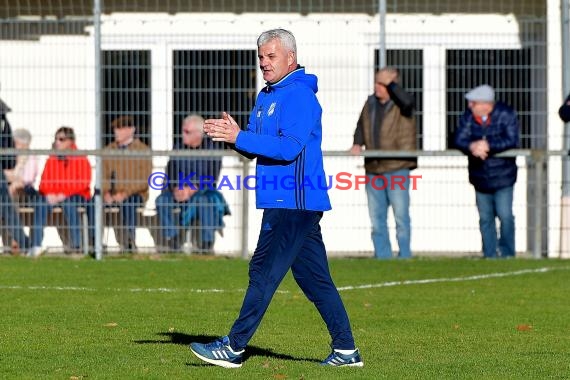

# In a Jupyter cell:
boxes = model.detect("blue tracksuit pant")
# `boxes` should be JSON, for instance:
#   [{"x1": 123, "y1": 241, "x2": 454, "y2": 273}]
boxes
[{"x1": 228, "y1": 208, "x2": 356, "y2": 351}]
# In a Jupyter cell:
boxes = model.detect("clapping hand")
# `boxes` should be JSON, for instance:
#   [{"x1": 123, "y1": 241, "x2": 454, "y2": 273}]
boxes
[{"x1": 204, "y1": 112, "x2": 241, "y2": 143}]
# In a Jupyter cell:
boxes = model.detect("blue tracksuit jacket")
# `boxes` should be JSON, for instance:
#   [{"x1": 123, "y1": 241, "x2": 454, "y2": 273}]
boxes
[{"x1": 234, "y1": 67, "x2": 331, "y2": 211}]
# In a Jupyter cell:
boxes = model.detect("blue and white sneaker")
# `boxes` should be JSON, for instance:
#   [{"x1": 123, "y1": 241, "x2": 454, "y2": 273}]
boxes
[
  {"x1": 189, "y1": 336, "x2": 244, "y2": 368},
  {"x1": 321, "y1": 348, "x2": 364, "y2": 367}
]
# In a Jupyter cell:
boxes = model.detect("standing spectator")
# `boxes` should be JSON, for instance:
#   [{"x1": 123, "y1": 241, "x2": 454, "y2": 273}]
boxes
[
  {"x1": 155, "y1": 114, "x2": 226, "y2": 253},
  {"x1": 101, "y1": 116, "x2": 152, "y2": 252},
  {"x1": 350, "y1": 67, "x2": 417, "y2": 259},
  {"x1": 0, "y1": 98, "x2": 16, "y2": 170},
  {"x1": 1, "y1": 100, "x2": 31, "y2": 253},
  {"x1": 189, "y1": 28, "x2": 362, "y2": 368},
  {"x1": 454, "y1": 84, "x2": 520, "y2": 258},
  {"x1": 559, "y1": 93, "x2": 570, "y2": 122},
  {"x1": 29, "y1": 127, "x2": 92, "y2": 257}
]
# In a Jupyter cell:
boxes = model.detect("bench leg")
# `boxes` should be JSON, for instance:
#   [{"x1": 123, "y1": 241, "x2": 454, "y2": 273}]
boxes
[
  {"x1": 185, "y1": 229, "x2": 192, "y2": 254},
  {"x1": 82, "y1": 212, "x2": 89, "y2": 256}
]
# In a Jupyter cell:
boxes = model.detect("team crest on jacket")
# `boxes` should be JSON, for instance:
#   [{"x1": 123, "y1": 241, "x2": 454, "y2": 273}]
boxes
[{"x1": 268, "y1": 102, "x2": 276, "y2": 116}]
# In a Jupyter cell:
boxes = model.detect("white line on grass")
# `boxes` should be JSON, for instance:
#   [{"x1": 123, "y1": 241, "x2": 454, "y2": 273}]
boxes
[
  {"x1": 0, "y1": 285, "x2": 97, "y2": 291},
  {"x1": 0, "y1": 285, "x2": 228, "y2": 293},
  {"x1": 336, "y1": 266, "x2": 570, "y2": 291},
  {"x1": 1, "y1": 266, "x2": 568, "y2": 294}
]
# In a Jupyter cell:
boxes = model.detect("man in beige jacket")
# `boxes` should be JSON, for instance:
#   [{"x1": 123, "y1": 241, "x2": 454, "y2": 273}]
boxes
[
  {"x1": 351, "y1": 67, "x2": 417, "y2": 259},
  {"x1": 102, "y1": 116, "x2": 152, "y2": 251}
]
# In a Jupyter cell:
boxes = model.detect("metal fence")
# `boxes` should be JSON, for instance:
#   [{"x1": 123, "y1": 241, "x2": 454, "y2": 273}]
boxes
[{"x1": 0, "y1": 0, "x2": 568, "y2": 258}]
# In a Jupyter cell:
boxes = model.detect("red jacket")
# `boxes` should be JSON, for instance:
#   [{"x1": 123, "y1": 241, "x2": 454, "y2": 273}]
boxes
[{"x1": 39, "y1": 144, "x2": 92, "y2": 200}]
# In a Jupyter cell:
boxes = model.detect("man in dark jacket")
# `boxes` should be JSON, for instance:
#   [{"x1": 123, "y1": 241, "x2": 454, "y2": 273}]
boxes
[
  {"x1": 350, "y1": 67, "x2": 417, "y2": 259},
  {"x1": 155, "y1": 114, "x2": 224, "y2": 252},
  {"x1": 559, "y1": 93, "x2": 570, "y2": 123},
  {"x1": 454, "y1": 84, "x2": 520, "y2": 258},
  {"x1": 1, "y1": 99, "x2": 31, "y2": 253}
]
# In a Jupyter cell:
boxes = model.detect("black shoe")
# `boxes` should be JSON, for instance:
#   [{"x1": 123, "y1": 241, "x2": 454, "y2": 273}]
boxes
[
  {"x1": 156, "y1": 236, "x2": 182, "y2": 253},
  {"x1": 167, "y1": 236, "x2": 182, "y2": 250},
  {"x1": 197, "y1": 241, "x2": 214, "y2": 255},
  {"x1": 67, "y1": 246, "x2": 82, "y2": 255},
  {"x1": 124, "y1": 239, "x2": 137, "y2": 253}
]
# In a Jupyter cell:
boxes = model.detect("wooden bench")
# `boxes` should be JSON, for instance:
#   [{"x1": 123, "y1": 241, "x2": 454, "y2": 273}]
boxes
[
  {"x1": 13, "y1": 206, "x2": 91, "y2": 255},
  {"x1": 3, "y1": 204, "x2": 206, "y2": 255},
  {"x1": 9, "y1": 206, "x2": 158, "y2": 255}
]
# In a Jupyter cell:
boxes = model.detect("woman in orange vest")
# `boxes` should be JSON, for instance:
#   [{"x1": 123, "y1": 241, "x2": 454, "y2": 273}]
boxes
[{"x1": 29, "y1": 127, "x2": 91, "y2": 257}]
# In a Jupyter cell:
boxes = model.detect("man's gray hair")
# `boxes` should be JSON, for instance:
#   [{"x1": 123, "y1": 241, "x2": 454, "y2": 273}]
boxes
[
  {"x1": 183, "y1": 113, "x2": 205, "y2": 135},
  {"x1": 257, "y1": 28, "x2": 297, "y2": 54}
]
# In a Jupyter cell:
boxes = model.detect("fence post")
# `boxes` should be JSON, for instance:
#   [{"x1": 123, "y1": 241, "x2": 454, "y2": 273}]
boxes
[
  {"x1": 378, "y1": 0, "x2": 387, "y2": 68},
  {"x1": 240, "y1": 156, "x2": 250, "y2": 259},
  {"x1": 532, "y1": 150, "x2": 545, "y2": 259},
  {"x1": 560, "y1": 0, "x2": 570, "y2": 257},
  {"x1": 93, "y1": 0, "x2": 103, "y2": 260}
]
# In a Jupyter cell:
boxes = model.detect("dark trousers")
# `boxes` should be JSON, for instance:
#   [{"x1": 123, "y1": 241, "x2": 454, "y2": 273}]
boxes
[
  {"x1": 32, "y1": 194, "x2": 86, "y2": 249},
  {"x1": 156, "y1": 190, "x2": 222, "y2": 247},
  {"x1": 228, "y1": 208, "x2": 356, "y2": 351},
  {"x1": 90, "y1": 194, "x2": 143, "y2": 249},
  {"x1": 0, "y1": 188, "x2": 30, "y2": 249}
]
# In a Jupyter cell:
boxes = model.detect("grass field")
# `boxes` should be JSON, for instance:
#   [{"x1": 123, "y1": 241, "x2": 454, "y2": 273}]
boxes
[{"x1": 1, "y1": 255, "x2": 569, "y2": 379}]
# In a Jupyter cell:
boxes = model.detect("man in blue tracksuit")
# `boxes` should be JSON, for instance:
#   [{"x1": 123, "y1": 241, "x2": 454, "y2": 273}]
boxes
[{"x1": 189, "y1": 28, "x2": 363, "y2": 368}]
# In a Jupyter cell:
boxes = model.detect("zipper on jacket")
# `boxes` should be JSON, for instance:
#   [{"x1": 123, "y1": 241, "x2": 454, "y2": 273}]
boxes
[{"x1": 256, "y1": 105, "x2": 263, "y2": 134}]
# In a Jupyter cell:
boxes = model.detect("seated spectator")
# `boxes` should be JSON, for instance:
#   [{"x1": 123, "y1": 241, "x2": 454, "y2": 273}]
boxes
[
  {"x1": 155, "y1": 114, "x2": 228, "y2": 253},
  {"x1": 4, "y1": 128, "x2": 38, "y2": 199},
  {"x1": 100, "y1": 116, "x2": 152, "y2": 252},
  {"x1": 560, "y1": 93, "x2": 570, "y2": 123},
  {"x1": 29, "y1": 127, "x2": 92, "y2": 257},
  {"x1": 2, "y1": 129, "x2": 38, "y2": 253},
  {"x1": 1, "y1": 107, "x2": 31, "y2": 253}
]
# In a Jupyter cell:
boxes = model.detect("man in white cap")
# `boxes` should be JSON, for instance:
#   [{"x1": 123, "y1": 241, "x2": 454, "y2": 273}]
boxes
[{"x1": 454, "y1": 84, "x2": 520, "y2": 258}]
